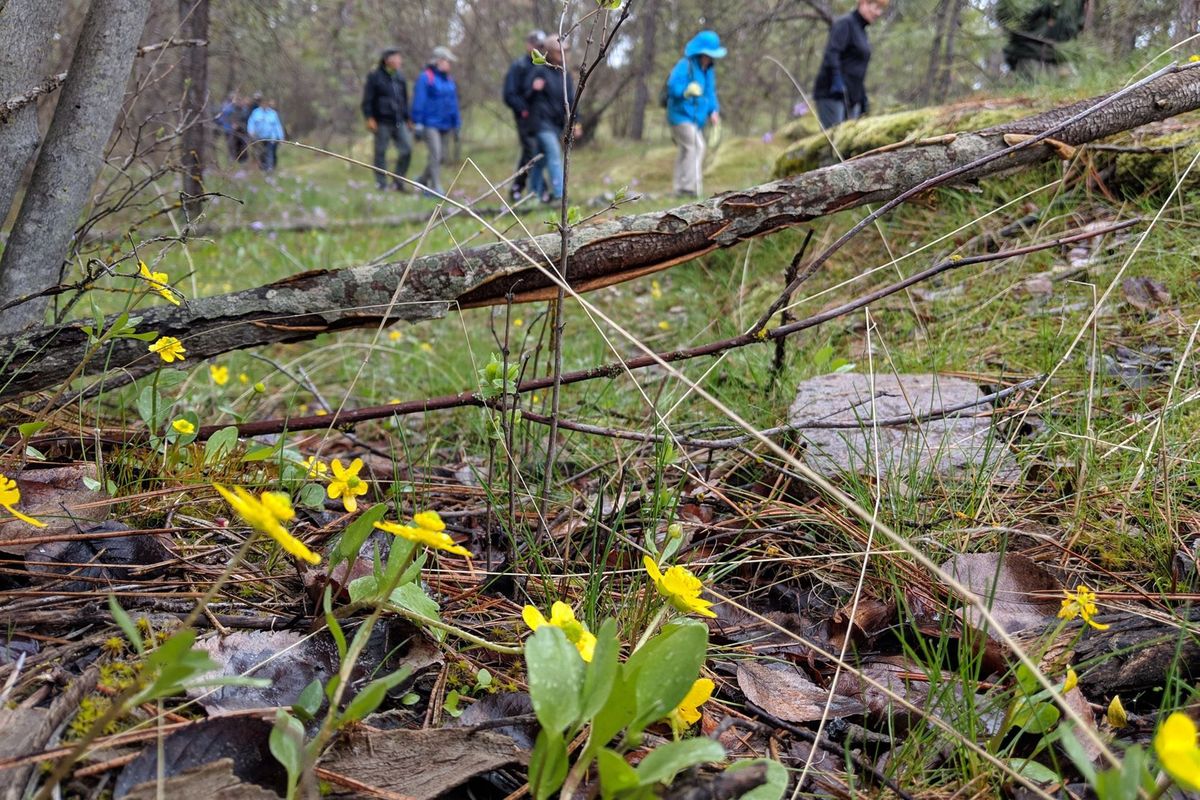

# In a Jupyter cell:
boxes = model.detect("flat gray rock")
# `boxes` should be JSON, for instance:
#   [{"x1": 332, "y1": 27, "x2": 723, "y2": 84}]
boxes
[{"x1": 788, "y1": 373, "x2": 1017, "y2": 482}]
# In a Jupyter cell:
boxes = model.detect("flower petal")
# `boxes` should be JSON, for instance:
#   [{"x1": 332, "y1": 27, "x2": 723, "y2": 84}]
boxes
[{"x1": 522, "y1": 605, "x2": 547, "y2": 631}]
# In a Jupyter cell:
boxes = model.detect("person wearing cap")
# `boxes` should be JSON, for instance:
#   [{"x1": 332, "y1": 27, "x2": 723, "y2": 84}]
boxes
[
  {"x1": 812, "y1": 0, "x2": 889, "y2": 130},
  {"x1": 665, "y1": 30, "x2": 725, "y2": 198},
  {"x1": 411, "y1": 46, "x2": 461, "y2": 196},
  {"x1": 361, "y1": 47, "x2": 413, "y2": 191},
  {"x1": 502, "y1": 30, "x2": 545, "y2": 202},
  {"x1": 522, "y1": 35, "x2": 578, "y2": 203}
]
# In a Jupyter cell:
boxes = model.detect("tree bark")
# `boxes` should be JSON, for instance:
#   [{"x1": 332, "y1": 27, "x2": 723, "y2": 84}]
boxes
[
  {"x1": 0, "y1": 0, "x2": 152, "y2": 335},
  {"x1": 627, "y1": 0, "x2": 658, "y2": 142},
  {"x1": 919, "y1": 0, "x2": 950, "y2": 106},
  {"x1": 935, "y1": 0, "x2": 965, "y2": 102},
  {"x1": 0, "y1": 1, "x2": 64, "y2": 228},
  {"x1": 1180, "y1": 0, "x2": 1200, "y2": 42},
  {"x1": 178, "y1": 0, "x2": 209, "y2": 220},
  {"x1": 1, "y1": 66, "x2": 1198, "y2": 401}
]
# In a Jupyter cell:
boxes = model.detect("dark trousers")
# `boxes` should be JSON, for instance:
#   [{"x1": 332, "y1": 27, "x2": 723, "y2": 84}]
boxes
[
  {"x1": 373, "y1": 121, "x2": 413, "y2": 188},
  {"x1": 258, "y1": 141, "x2": 278, "y2": 172},
  {"x1": 815, "y1": 97, "x2": 863, "y2": 130},
  {"x1": 513, "y1": 117, "x2": 539, "y2": 193}
]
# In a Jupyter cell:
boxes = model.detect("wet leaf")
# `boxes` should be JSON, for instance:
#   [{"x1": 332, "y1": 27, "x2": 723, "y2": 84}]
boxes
[
  {"x1": 737, "y1": 661, "x2": 865, "y2": 723},
  {"x1": 938, "y1": 552, "x2": 1061, "y2": 637}
]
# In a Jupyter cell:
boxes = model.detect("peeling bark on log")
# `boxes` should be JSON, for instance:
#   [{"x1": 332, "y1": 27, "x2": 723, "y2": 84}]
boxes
[{"x1": 1, "y1": 67, "x2": 1198, "y2": 400}]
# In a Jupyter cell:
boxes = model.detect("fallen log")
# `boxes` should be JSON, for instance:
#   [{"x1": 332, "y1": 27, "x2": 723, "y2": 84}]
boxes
[{"x1": 1, "y1": 65, "x2": 1198, "y2": 401}]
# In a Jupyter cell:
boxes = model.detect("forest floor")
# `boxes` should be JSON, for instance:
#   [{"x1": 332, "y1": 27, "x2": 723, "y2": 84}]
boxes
[{"x1": 2, "y1": 88, "x2": 1200, "y2": 800}]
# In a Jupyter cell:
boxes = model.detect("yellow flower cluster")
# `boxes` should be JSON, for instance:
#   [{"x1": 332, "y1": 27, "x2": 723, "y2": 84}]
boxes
[
  {"x1": 522, "y1": 601, "x2": 596, "y2": 662},
  {"x1": 1057, "y1": 584, "x2": 1109, "y2": 631},
  {"x1": 214, "y1": 484, "x2": 319, "y2": 564},
  {"x1": 375, "y1": 509, "x2": 470, "y2": 557}
]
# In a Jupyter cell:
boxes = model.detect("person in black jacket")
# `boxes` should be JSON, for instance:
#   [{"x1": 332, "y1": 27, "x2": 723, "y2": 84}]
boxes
[
  {"x1": 523, "y1": 35, "x2": 578, "y2": 203},
  {"x1": 362, "y1": 47, "x2": 413, "y2": 191},
  {"x1": 812, "y1": 0, "x2": 888, "y2": 130},
  {"x1": 502, "y1": 30, "x2": 545, "y2": 201}
]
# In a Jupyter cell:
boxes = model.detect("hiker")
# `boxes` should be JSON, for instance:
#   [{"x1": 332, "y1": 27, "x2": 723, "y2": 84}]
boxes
[
  {"x1": 247, "y1": 98, "x2": 285, "y2": 173},
  {"x1": 665, "y1": 30, "x2": 725, "y2": 198},
  {"x1": 502, "y1": 30, "x2": 546, "y2": 201},
  {"x1": 216, "y1": 95, "x2": 238, "y2": 165},
  {"x1": 812, "y1": 0, "x2": 889, "y2": 130},
  {"x1": 410, "y1": 46, "x2": 461, "y2": 196},
  {"x1": 361, "y1": 47, "x2": 413, "y2": 191},
  {"x1": 1000, "y1": 0, "x2": 1085, "y2": 77},
  {"x1": 523, "y1": 34, "x2": 578, "y2": 203},
  {"x1": 229, "y1": 95, "x2": 252, "y2": 163}
]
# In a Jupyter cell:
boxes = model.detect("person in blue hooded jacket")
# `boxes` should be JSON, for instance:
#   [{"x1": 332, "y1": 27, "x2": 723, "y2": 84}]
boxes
[
  {"x1": 247, "y1": 99, "x2": 285, "y2": 173},
  {"x1": 411, "y1": 46, "x2": 461, "y2": 195},
  {"x1": 665, "y1": 30, "x2": 724, "y2": 198}
]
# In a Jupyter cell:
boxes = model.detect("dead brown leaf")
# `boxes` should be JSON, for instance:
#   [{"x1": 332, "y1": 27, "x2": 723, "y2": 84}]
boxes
[
  {"x1": 737, "y1": 660, "x2": 865, "y2": 723},
  {"x1": 0, "y1": 464, "x2": 107, "y2": 554},
  {"x1": 1122, "y1": 276, "x2": 1171, "y2": 311},
  {"x1": 938, "y1": 552, "x2": 1061, "y2": 638}
]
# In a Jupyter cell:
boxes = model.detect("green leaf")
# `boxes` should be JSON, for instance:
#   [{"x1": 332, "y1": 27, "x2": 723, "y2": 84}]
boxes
[
  {"x1": 580, "y1": 618, "x2": 619, "y2": 721},
  {"x1": 17, "y1": 422, "x2": 47, "y2": 438},
  {"x1": 242, "y1": 443, "x2": 280, "y2": 462},
  {"x1": 1006, "y1": 758, "x2": 1060, "y2": 784},
  {"x1": 1094, "y1": 744, "x2": 1154, "y2": 800},
  {"x1": 388, "y1": 581, "x2": 442, "y2": 640},
  {"x1": 1056, "y1": 724, "x2": 1097, "y2": 785},
  {"x1": 634, "y1": 738, "x2": 725, "y2": 786},
  {"x1": 109, "y1": 595, "x2": 144, "y2": 655},
  {"x1": 298, "y1": 482, "x2": 326, "y2": 508},
  {"x1": 340, "y1": 665, "x2": 412, "y2": 724},
  {"x1": 203, "y1": 426, "x2": 239, "y2": 465},
  {"x1": 136, "y1": 385, "x2": 163, "y2": 430},
  {"x1": 529, "y1": 729, "x2": 568, "y2": 800},
  {"x1": 294, "y1": 678, "x2": 323, "y2": 719},
  {"x1": 530, "y1": 49, "x2": 547, "y2": 65},
  {"x1": 476, "y1": 668, "x2": 492, "y2": 690},
  {"x1": 331, "y1": 503, "x2": 388, "y2": 567},
  {"x1": 589, "y1": 669, "x2": 636, "y2": 757},
  {"x1": 597, "y1": 748, "x2": 639, "y2": 799},
  {"x1": 154, "y1": 369, "x2": 189, "y2": 390},
  {"x1": 628, "y1": 622, "x2": 707, "y2": 734},
  {"x1": 1010, "y1": 698, "x2": 1060, "y2": 734},
  {"x1": 348, "y1": 574, "x2": 379, "y2": 603},
  {"x1": 1014, "y1": 662, "x2": 1040, "y2": 697},
  {"x1": 269, "y1": 708, "x2": 305, "y2": 795},
  {"x1": 726, "y1": 759, "x2": 789, "y2": 800},
  {"x1": 324, "y1": 589, "x2": 347, "y2": 662},
  {"x1": 443, "y1": 689, "x2": 464, "y2": 717},
  {"x1": 526, "y1": 626, "x2": 584, "y2": 734}
]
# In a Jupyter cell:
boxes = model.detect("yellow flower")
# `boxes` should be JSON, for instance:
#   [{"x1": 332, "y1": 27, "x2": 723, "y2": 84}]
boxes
[
  {"x1": 327, "y1": 458, "x2": 368, "y2": 513},
  {"x1": 1107, "y1": 696, "x2": 1128, "y2": 729},
  {"x1": 657, "y1": 320, "x2": 670, "y2": 330},
  {"x1": 643, "y1": 556, "x2": 716, "y2": 618},
  {"x1": 139, "y1": 261, "x2": 180, "y2": 306},
  {"x1": 1191, "y1": 54, "x2": 1200, "y2": 63},
  {"x1": 214, "y1": 484, "x2": 319, "y2": 564},
  {"x1": 1058, "y1": 584, "x2": 1109, "y2": 630},
  {"x1": 375, "y1": 510, "x2": 470, "y2": 557},
  {"x1": 238, "y1": 372, "x2": 250, "y2": 384},
  {"x1": 1062, "y1": 667, "x2": 1078, "y2": 693},
  {"x1": 149, "y1": 336, "x2": 186, "y2": 363},
  {"x1": 302, "y1": 456, "x2": 327, "y2": 479},
  {"x1": 513, "y1": 318, "x2": 524, "y2": 327},
  {"x1": 388, "y1": 330, "x2": 403, "y2": 342},
  {"x1": 0, "y1": 474, "x2": 46, "y2": 528},
  {"x1": 209, "y1": 364, "x2": 229, "y2": 385},
  {"x1": 1155, "y1": 712, "x2": 1200, "y2": 792},
  {"x1": 171, "y1": 418, "x2": 195, "y2": 435},
  {"x1": 314, "y1": 408, "x2": 327, "y2": 416},
  {"x1": 419, "y1": 342, "x2": 433, "y2": 353},
  {"x1": 668, "y1": 678, "x2": 714, "y2": 734},
  {"x1": 651, "y1": 279, "x2": 662, "y2": 300},
  {"x1": 522, "y1": 601, "x2": 596, "y2": 662}
]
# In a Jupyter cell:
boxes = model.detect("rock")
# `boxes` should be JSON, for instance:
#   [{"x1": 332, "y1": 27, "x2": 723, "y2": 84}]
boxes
[{"x1": 788, "y1": 373, "x2": 1018, "y2": 482}]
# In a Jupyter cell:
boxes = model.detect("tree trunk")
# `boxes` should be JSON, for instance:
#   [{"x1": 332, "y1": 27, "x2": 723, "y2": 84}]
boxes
[
  {"x1": 628, "y1": 0, "x2": 658, "y2": 142},
  {"x1": 935, "y1": 0, "x2": 964, "y2": 102},
  {"x1": 919, "y1": 0, "x2": 950, "y2": 106},
  {"x1": 0, "y1": 0, "x2": 152, "y2": 335},
  {"x1": 1180, "y1": 0, "x2": 1200, "y2": 42},
  {"x1": 1, "y1": 66, "x2": 1198, "y2": 400},
  {"x1": 0, "y1": 1, "x2": 64, "y2": 228},
  {"x1": 179, "y1": 0, "x2": 209, "y2": 220}
]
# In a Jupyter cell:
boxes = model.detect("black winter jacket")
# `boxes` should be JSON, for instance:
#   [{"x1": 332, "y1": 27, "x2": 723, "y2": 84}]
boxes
[
  {"x1": 813, "y1": 10, "x2": 873, "y2": 111},
  {"x1": 361, "y1": 64, "x2": 409, "y2": 123},
  {"x1": 503, "y1": 54, "x2": 536, "y2": 118},
  {"x1": 524, "y1": 63, "x2": 575, "y2": 133}
]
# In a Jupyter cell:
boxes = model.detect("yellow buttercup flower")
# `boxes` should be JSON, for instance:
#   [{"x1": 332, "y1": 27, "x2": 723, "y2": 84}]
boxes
[
  {"x1": 1062, "y1": 667, "x2": 1078, "y2": 693},
  {"x1": 1155, "y1": 712, "x2": 1200, "y2": 792},
  {"x1": 149, "y1": 336, "x2": 186, "y2": 363},
  {"x1": 209, "y1": 364, "x2": 229, "y2": 386},
  {"x1": 522, "y1": 601, "x2": 596, "y2": 662},
  {"x1": 1107, "y1": 696, "x2": 1128, "y2": 729},
  {"x1": 513, "y1": 318, "x2": 524, "y2": 327},
  {"x1": 668, "y1": 677, "x2": 714, "y2": 734},
  {"x1": 214, "y1": 484, "x2": 318, "y2": 564},
  {"x1": 171, "y1": 418, "x2": 195, "y2": 435},
  {"x1": 139, "y1": 261, "x2": 180, "y2": 306},
  {"x1": 650, "y1": 279, "x2": 663, "y2": 300},
  {"x1": 327, "y1": 458, "x2": 368, "y2": 513},
  {"x1": 657, "y1": 320, "x2": 670, "y2": 331},
  {"x1": 238, "y1": 372, "x2": 250, "y2": 384},
  {"x1": 375, "y1": 510, "x2": 470, "y2": 557},
  {"x1": 643, "y1": 556, "x2": 716, "y2": 618},
  {"x1": 388, "y1": 330, "x2": 403, "y2": 342},
  {"x1": 302, "y1": 456, "x2": 327, "y2": 479},
  {"x1": 0, "y1": 474, "x2": 46, "y2": 528},
  {"x1": 1058, "y1": 584, "x2": 1109, "y2": 631},
  {"x1": 419, "y1": 342, "x2": 433, "y2": 353}
]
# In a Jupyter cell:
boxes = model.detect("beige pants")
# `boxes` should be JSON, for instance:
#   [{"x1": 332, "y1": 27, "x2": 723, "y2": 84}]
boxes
[{"x1": 671, "y1": 122, "x2": 706, "y2": 196}]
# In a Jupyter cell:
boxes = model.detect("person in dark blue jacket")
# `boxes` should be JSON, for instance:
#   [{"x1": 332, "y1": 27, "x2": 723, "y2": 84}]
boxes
[
  {"x1": 502, "y1": 30, "x2": 545, "y2": 201},
  {"x1": 665, "y1": 30, "x2": 725, "y2": 197},
  {"x1": 361, "y1": 48, "x2": 413, "y2": 191},
  {"x1": 411, "y1": 46, "x2": 461, "y2": 196},
  {"x1": 812, "y1": 0, "x2": 888, "y2": 130},
  {"x1": 522, "y1": 35, "x2": 577, "y2": 203}
]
